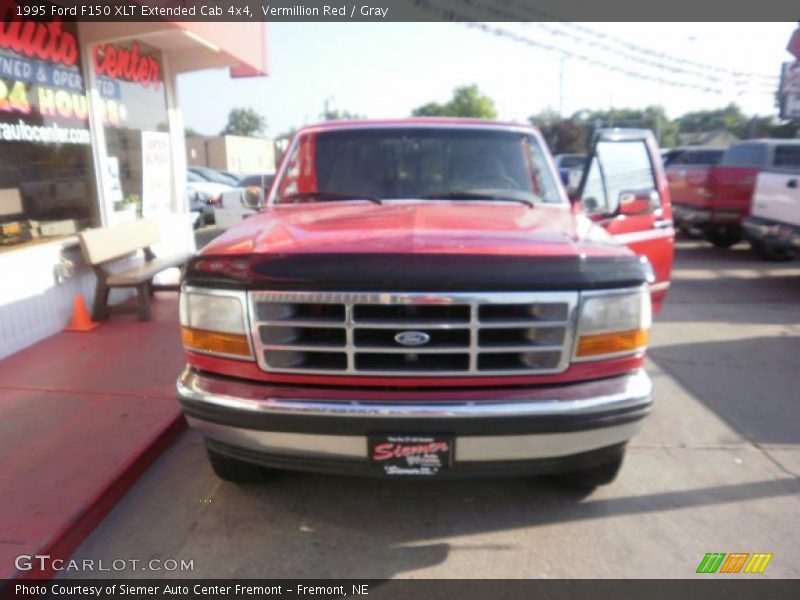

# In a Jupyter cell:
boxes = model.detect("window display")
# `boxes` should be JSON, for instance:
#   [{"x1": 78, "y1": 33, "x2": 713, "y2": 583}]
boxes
[{"x1": 0, "y1": 19, "x2": 97, "y2": 247}]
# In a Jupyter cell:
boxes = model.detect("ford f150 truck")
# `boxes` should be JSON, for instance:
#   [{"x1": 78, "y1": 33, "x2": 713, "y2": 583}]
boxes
[
  {"x1": 177, "y1": 119, "x2": 674, "y2": 489},
  {"x1": 664, "y1": 146, "x2": 724, "y2": 237},
  {"x1": 673, "y1": 140, "x2": 800, "y2": 248},
  {"x1": 743, "y1": 164, "x2": 800, "y2": 261}
]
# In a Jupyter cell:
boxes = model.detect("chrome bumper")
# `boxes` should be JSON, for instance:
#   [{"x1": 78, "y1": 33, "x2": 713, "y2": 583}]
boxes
[
  {"x1": 673, "y1": 204, "x2": 741, "y2": 226},
  {"x1": 673, "y1": 204, "x2": 711, "y2": 224},
  {"x1": 177, "y1": 367, "x2": 652, "y2": 467},
  {"x1": 743, "y1": 217, "x2": 800, "y2": 250}
]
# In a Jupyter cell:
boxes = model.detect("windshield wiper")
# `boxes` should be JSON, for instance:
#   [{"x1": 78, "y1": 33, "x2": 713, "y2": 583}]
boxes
[
  {"x1": 281, "y1": 191, "x2": 382, "y2": 205},
  {"x1": 418, "y1": 191, "x2": 535, "y2": 208}
]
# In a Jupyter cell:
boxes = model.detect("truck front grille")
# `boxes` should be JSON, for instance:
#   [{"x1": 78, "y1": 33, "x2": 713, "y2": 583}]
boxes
[{"x1": 248, "y1": 291, "x2": 578, "y2": 377}]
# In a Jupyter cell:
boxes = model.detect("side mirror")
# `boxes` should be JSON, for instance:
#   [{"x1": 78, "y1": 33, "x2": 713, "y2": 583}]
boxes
[
  {"x1": 241, "y1": 186, "x2": 262, "y2": 209},
  {"x1": 618, "y1": 189, "x2": 660, "y2": 217}
]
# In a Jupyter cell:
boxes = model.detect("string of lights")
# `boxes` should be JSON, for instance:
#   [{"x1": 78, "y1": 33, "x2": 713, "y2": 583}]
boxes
[
  {"x1": 462, "y1": 0, "x2": 778, "y2": 84},
  {"x1": 557, "y1": 21, "x2": 779, "y2": 83},
  {"x1": 533, "y1": 22, "x2": 777, "y2": 90},
  {"x1": 406, "y1": 0, "x2": 778, "y2": 95}
]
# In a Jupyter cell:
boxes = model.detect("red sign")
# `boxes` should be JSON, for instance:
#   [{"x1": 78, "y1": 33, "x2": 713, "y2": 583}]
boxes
[
  {"x1": 93, "y1": 42, "x2": 162, "y2": 90},
  {"x1": 0, "y1": 19, "x2": 79, "y2": 68},
  {"x1": 788, "y1": 28, "x2": 800, "y2": 60}
]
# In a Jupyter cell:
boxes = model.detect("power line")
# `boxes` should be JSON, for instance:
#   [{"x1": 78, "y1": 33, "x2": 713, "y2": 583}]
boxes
[
  {"x1": 465, "y1": 22, "x2": 773, "y2": 96},
  {"x1": 534, "y1": 22, "x2": 777, "y2": 91},
  {"x1": 406, "y1": 0, "x2": 779, "y2": 97},
  {"x1": 559, "y1": 21, "x2": 778, "y2": 83},
  {"x1": 462, "y1": 0, "x2": 778, "y2": 84}
]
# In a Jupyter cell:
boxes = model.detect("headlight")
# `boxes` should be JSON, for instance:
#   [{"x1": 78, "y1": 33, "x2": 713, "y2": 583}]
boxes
[
  {"x1": 573, "y1": 288, "x2": 651, "y2": 361},
  {"x1": 179, "y1": 289, "x2": 252, "y2": 359}
]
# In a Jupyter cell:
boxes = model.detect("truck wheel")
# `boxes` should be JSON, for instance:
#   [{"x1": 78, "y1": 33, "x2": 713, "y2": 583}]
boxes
[
  {"x1": 704, "y1": 228, "x2": 742, "y2": 248},
  {"x1": 750, "y1": 240, "x2": 793, "y2": 262},
  {"x1": 206, "y1": 444, "x2": 268, "y2": 483},
  {"x1": 553, "y1": 456, "x2": 624, "y2": 489}
]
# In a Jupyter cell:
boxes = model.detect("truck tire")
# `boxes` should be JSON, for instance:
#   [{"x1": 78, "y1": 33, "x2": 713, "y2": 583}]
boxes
[
  {"x1": 553, "y1": 456, "x2": 624, "y2": 489},
  {"x1": 750, "y1": 240, "x2": 793, "y2": 262},
  {"x1": 704, "y1": 228, "x2": 742, "y2": 248},
  {"x1": 207, "y1": 443, "x2": 269, "y2": 483}
]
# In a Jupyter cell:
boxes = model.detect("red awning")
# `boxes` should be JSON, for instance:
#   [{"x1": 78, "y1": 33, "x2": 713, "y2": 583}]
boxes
[{"x1": 171, "y1": 22, "x2": 269, "y2": 77}]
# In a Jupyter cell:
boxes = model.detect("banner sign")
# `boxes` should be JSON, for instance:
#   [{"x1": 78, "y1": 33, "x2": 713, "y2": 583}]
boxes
[
  {"x1": 779, "y1": 61, "x2": 800, "y2": 119},
  {"x1": 780, "y1": 61, "x2": 800, "y2": 95},
  {"x1": 141, "y1": 131, "x2": 172, "y2": 217}
]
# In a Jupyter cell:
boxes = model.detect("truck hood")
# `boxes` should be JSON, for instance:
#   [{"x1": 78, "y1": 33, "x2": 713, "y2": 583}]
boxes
[{"x1": 201, "y1": 201, "x2": 625, "y2": 258}]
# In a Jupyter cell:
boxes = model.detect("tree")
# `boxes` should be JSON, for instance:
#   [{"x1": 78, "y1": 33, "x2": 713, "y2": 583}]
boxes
[
  {"x1": 675, "y1": 103, "x2": 747, "y2": 135},
  {"x1": 568, "y1": 105, "x2": 679, "y2": 147},
  {"x1": 411, "y1": 84, "x2": 498, "y2": 119},
  {"x1": 321, "y1": 108, "x2": 364, "y2": 121},
  {"x1": 221, "y1": 107, "x2": 266, "y2": 137},
  {"x1": 275, "y1": 127, "x2": 298, "y2": 141},
  {"x1": 540, "y1": 121, "x2": 589, "y2": 155}
]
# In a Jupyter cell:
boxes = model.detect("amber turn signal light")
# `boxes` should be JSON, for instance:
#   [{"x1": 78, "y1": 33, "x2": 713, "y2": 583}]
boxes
[
  {"x1": 575, "y1": 329, "x2": 649, "y2": 358},
  {"x1": 181, "y1": 327, "x2": 252, "y2": 358}
]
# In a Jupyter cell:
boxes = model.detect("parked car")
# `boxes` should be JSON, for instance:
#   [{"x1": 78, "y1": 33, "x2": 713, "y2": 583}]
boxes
[
  {"x1": 664, "y1": 146, "x2": 725, "y2": 236},
  {"x1": 177, "y1": 119, "x2": 673, "y2": 489},
  {"x1": 674, "y1": 140, "x2": 800, "y2": 248},
  {"x1": 187, "y1": 169, "x2": 232, "y2": 226},
  {"x1": 215, "y1": 173, "x2": 275, "y2": 229},
  {"x1": 220, "y1": 170, "x2": 241, "y2": 184},
  {"x1": 189, "y1": 166, "x2": 239, "y2": 187},
  {"x1": 743, "y1": 162, "x2": 800, "y2": 261}
]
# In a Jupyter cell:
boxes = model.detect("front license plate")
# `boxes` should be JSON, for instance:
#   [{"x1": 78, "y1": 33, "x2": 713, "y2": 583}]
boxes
[{"x1": 369, "y1": 434, "x2": 453, "y2": 476}]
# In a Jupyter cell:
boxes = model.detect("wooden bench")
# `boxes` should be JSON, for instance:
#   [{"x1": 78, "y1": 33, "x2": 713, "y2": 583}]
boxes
[{"x1": 78, "y1": 219, "x2": 193, "y2": 321}]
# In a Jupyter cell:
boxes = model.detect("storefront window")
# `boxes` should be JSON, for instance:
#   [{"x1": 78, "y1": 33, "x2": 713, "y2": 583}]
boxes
[
  {"x1": 0, "y1": 18, "x2": 98, "y2": 248},
  {"x1": 94, "y1": 39, "x2": 172, "y2": 224}
]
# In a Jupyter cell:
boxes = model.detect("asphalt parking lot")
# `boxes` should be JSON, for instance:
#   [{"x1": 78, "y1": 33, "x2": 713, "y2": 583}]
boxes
[{"x1": 66, "y1": 240, "x2": 800, "y2": 579}]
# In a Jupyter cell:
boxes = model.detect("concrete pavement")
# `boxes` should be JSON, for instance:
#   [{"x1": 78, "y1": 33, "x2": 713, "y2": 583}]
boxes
[{"x1": 64, "y1": 240, "x2": 800, "y2": 579}]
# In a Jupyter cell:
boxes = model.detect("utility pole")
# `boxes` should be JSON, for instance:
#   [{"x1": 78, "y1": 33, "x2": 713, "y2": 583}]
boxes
[
  {"x1": 655, "y1": 113, "x2": 662, "y2": 146},
  {"x1": 558, "y1": 54, "x2": 566, "y2": 117},
  {"x1": 323, "y1": 96, "x2": 335, "y2": 120}
]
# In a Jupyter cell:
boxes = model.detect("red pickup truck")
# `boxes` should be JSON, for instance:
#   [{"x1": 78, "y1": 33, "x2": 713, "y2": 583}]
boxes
[
  {"x1": 664, "y1": 146, "x2": 724, "y2": 237},
  {"x1": 177, "y1": 119, "x2": 673, "y2": 489},
  {"x1": 672, "y1": 140, "x2": 800, "y2": 248}
]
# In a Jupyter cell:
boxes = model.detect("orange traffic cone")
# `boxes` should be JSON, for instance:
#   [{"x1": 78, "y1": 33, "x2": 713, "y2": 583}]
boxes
[{"x1": 65, "y1": 295, "x2": 101, "y2": 332}]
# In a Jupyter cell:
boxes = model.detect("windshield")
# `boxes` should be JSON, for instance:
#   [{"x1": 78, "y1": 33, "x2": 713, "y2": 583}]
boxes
[
  {"x1": 272, "y1": 127, "x2": 563, "y2": 205},
  {"x1": 720, "y1": 143, "x2": 768, "y2": 168},
  {"x1": 192, "y1": 168, "x2": 234, "y2": 185},
  {"x1": 239, "y1": 174, "x2": 275, "y2": 188},
  {"x1": 557, "y1": 155, "x2": 586, "y2": 168}
]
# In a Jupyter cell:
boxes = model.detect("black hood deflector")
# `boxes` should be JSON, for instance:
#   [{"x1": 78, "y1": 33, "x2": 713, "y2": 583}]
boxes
[{"x1": 182, "y1": 253, "x2": 650, "y2": 291}]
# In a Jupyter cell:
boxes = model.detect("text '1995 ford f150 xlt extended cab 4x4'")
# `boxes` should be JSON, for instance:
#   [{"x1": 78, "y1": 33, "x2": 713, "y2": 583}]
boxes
[{"x1": 177, "y1": 119, "x2": 674, "y2": 489}]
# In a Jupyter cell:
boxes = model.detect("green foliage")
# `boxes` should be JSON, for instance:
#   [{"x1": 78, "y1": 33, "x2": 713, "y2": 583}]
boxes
[
  {"x1": 530, "y1": 110, "x2": 589, "y2": 154},
  {"x1": 529, "y1": 103, "x2": 798, "y2": 150},
  {"x1": 412, "y1": 84, "x2": 498, "y2": 119},
  {"x1": 275, "y1": 127, "x2": 298, "y2": 141},
  {"x1": 676, "y1": 103, "x2": 748, "y2": 136},
  {"x1": 321, "y1": 108, "x2": 365, "y2": 121},
  {"x1": 221, "y1": 107, "x2": 267, "y2": 137}
]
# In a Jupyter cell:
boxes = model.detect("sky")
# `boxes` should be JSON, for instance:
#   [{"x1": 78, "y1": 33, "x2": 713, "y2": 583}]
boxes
[{"x1": 176, "y1": 22, "x2": 797, "y2": 137}]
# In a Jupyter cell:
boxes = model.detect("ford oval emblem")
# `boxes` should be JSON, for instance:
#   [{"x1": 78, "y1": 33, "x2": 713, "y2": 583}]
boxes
[{"x1": 394, "y1": 331, "x2": 431, "y2": 346}]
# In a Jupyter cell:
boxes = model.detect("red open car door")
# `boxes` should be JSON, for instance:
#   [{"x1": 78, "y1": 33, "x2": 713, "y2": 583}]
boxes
[{"x1": 576, "y1": 129, "x2": 675, "y2": 312}]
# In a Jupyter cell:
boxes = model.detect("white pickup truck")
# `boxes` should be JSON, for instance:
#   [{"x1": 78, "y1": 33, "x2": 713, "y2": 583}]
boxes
[{"x1": 743, "y1": 166, "x2": 800, "y2": 261}]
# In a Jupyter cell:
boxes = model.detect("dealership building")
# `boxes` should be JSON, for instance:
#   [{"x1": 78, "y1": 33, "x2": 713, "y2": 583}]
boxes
[{"x1": 0, "y1": 14, "x2": 268, "y2": 359}]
